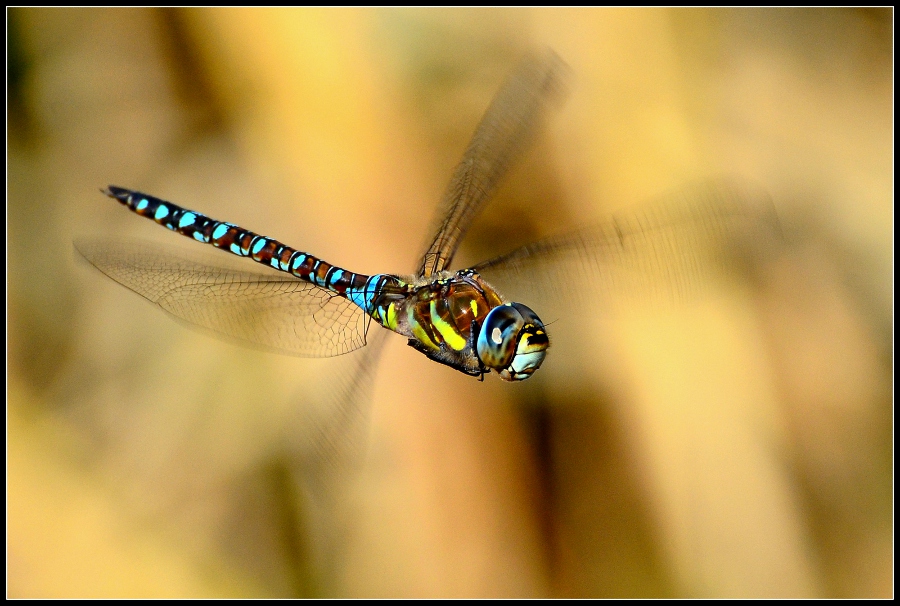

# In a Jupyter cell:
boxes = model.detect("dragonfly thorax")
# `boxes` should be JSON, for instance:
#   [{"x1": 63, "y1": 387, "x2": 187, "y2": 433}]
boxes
[{"x1": 371, "y1": 269, "x2": 548, "y2": 381}]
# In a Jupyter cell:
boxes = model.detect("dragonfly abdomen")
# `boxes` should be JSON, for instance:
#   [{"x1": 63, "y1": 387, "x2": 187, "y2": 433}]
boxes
[{"x1": 104, "y1": 186, "x2": 389, "y2": 314}]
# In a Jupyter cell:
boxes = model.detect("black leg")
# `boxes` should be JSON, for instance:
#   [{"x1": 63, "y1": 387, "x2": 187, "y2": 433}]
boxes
[{"x1": 407, "y1": 339, "x2": 483, "y2": 378}]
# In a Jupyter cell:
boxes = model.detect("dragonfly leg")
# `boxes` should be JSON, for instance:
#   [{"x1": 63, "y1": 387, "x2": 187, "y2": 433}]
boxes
[
  {"x1": 406, "y1": 339, "x2": 484, "y2": 379},
  {"x1": 468, "y1": 319, "x2": 487, "y2": 382}
]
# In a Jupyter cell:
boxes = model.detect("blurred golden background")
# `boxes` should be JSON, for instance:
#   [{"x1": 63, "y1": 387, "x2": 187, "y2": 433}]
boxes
[{"x1": 7, "y1": 8, "x2": 892, "y2": 598}]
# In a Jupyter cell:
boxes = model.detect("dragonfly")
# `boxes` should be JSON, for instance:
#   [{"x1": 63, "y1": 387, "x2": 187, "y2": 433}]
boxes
[{"x1": 76, "y1": 51, "x2": 778, "y2": 383}]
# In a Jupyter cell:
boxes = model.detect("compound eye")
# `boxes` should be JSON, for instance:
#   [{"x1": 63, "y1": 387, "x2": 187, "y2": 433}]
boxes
[
  {"x1": 476, "y1": 304, "x2": 524, "y2": 371},
  {"x1": 500, "y1": 303, "x2": 549, "y2": 381},
  {"x1": 476, "y1": 303, "x2": 549, "y2": 381}
]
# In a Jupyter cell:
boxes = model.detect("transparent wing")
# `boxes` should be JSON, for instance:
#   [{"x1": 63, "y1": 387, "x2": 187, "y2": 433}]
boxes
[
  {"x1": 472, "y1": 180, "x2": 783, "y2": 313},
  {"x1": 418, "y1": 49, "x2": 571, "y2": 277},
  {"x1": 75, "y1": 238, "x2": 369, "y2": 357},
  {"x1": 294, "y1": 52, "x2": 571, "y2": 505}
]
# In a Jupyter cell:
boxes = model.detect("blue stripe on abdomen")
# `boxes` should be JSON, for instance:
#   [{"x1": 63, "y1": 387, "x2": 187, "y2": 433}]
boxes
[
  {"x1": 347, "y1": 274, "x2": 385, "y2": 313},
  {"x1": 104, "y1": 186, "x2": 375, "y2": 305}
]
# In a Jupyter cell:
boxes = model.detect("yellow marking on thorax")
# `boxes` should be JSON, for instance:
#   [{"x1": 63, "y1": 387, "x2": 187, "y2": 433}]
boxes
[
  {"x1": 384, "y1": 303, "x2": 399, "y2": 331},
  {"x1": 430, "y1": 300, "x2": 467, "y2": 351},
  {"x1": 408, "y1": 305, "x2": 440, "y2": 351}
]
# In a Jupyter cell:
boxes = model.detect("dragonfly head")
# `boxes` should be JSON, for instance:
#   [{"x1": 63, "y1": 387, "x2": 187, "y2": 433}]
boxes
[{"x1": 476, "y1": 302, "x2": 549, "y2": 381}]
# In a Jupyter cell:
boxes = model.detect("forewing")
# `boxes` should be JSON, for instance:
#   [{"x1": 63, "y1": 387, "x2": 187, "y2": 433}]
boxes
[
  {"x1": 419, "y1": 49, "x2": 571, "y2": 277},
  {"x1": 75, "y1": 238, "x2": 368, "y2": 357},
  {"x1": 473, "y1": 180, "x2": 783, "y2": 314}
]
